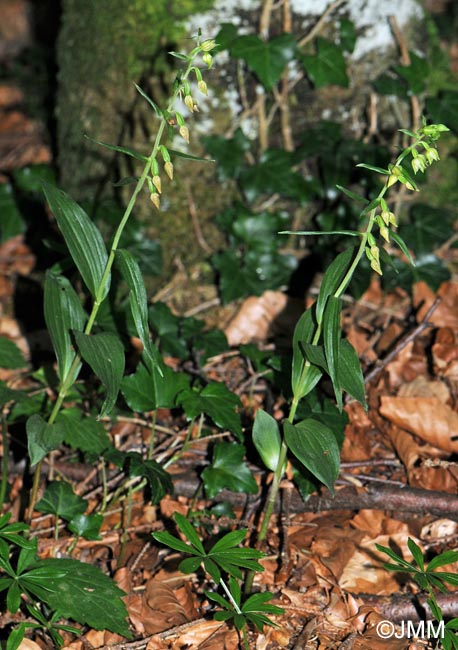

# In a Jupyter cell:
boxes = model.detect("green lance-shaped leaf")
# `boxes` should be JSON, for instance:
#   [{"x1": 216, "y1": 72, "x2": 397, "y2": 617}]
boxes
[
  {"x1": 73, "y1": 332, "x2": 125, "y2": 417},
  {"x1": 323, "y1": 296, "x2": 343, "y2": 411},
  {"x1": 338, "y1": 339, "x2": 367, "y2": 409},
  {"x1": 44, "y1": 271, "x2": 86, "y2": 382},
  {"x1": 84, "y1": 135, "x2": 148, "y2": 161},
  {"x1": 291, "y1": 308, "x2": 323, "y2": 401},
  {"x1": 284, "y1": 419, "x2": 340, "y2": 494},
  {"x1": 115, "y1": 249, "x2": 161, "y2": 369},
  {"x1": 42, "y1": 183, "x2": 110, "y2": 300},
  {"x1": 316, "y1": 247, "x2": 354, "y2": 324},
  {"x1": 252, "y1": 409, "x2": 283, "y2": 472}
]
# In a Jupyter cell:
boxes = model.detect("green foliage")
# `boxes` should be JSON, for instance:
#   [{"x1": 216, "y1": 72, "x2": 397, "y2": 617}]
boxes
[
  {"x1": 202, "y1": 442, "x2": 258, "y2": 498},
  {"x1": 178, "y1": 382, "x2": 243, "y2": 439},
  {"x1": 153, "y1": 513, "x2": 283, "y2": 638},
  {"x1": 0, "y1": 536, "x2": 131, "y2": 638},
  {"x1": 0, "y1": 337, "x2": 27, "y2": 369},
  {"x1": 303, "y1": 37, "x2": 349, "y2": 88},
  {"x1": 377, "y1": 539, "x2": 458, "y2": 650}
]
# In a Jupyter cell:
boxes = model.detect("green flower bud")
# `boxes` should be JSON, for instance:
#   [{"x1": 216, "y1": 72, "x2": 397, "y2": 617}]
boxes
[{"x1": 202, "y1": 52, "x2": 213, "y2": 68}]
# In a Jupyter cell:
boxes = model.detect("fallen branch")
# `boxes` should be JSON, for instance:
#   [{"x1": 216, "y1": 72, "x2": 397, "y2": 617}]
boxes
[{"x1": 173, "y1": 473, "x2": 458, "y2": 520}]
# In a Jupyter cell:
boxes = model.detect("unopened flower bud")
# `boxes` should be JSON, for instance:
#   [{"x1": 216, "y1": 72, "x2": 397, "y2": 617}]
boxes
[
  {"x1": 164, "y1": 161, "x2": 174, "y2": 180},
  {"x1": 201, "y1": 39, "x2": 217, "y2": 52},
  {"x1": 152, "y1": 175, "x2": 162, "y2": 193},
  {"x1": 387, "y1": 165, "x2": 401, "y2": 188},
  {"x1": 202, "y1": 52, "x2": 213, "y2": 68},
  {"x1": 184, "y1": 94, "x2": 196, "y2": 112},
  {"x1": 179, "y1": 125, "x2": 190, "y2": 144},
  {"x1": 197, "y1": 79, "x2": 208, "y2": 95},
  {"x1": 388, "y1": 212, "x2": 397, "y2": 227},
  {"x1": 150, "y1": 193, "x2": 160, "y2": 210},
  {"x1": 380, "y1": 225, "x2": 390, "y2": 242},
  {"x1": 369, "y1": 246, "x2": 382, "y2": 275}
]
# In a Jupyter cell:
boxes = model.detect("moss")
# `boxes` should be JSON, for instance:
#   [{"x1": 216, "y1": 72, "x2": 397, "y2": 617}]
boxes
[{"x1": 56, "y1": 0, "x2": 214, "y2": 200}]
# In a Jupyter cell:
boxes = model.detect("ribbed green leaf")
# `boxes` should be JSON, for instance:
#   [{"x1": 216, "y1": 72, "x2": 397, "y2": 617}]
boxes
[
  {"x1": 44, "y1": 271, "x2": 86, "y2": 382},
  {"x1": 252, "y1": 409, "x2": 282, "y2": 472},
  {"x1": 134, "y1": 83, "x2": 162, "y2": 116},
  {"x1": 174, "y1": 512, "x2": 205, "y2": 554},
  {"x1": 316, "y1": 247, "x2": 354, "y2": 324},
  {"x1": 74, "y1": 332, "x2": 125, "y2": 417},
  {"x1": 338, "y1": 339, "x2": 367, "y2": 408},
  {"x1": 284, "y1": 419, "x2": 340, "y2": 493},
  {"x1": 168, "y1": 148, "x2": 214, "y2": 163},
  {"x1": 115, "y1": 249, "x2": 161, "y2": 369},
  {"x1": 356, "y1": 163, "x2": 389, "y2": 175},
  {"x1": 323, "y1": 296, "x2": 342, "y2": 410},
  {"x1": 291, "y1": 308, "x2": 322, "y2": 400},
  {"x1": 84, "y1": 135, "x2": 148, "y2": 161},
  {"x1": 0, "y1": 336, "x2": 27, "y2": 369},
  {"x1": 42, "y1": 184, "x2": 109, "y2": 299},
  {"x1": 336, "y1": 184, "x2": 369, "y2": 204}
]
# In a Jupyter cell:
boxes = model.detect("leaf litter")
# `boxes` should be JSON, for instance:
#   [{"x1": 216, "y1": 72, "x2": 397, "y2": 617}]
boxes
[{"x1": 2, "y1": 62, "x2": 458, "y2": 650}]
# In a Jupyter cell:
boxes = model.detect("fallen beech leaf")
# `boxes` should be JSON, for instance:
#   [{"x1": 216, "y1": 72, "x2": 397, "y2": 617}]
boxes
[
  {"x1": 414, "y1": 281, "x2": 458, "y2": 328},
  {"x1": 142, "y1": 580, "x2": 190, "y2": 634},
  {"x1": 224, "y1": 290, "x2": 303, "y2": 345},
  {"x1": 398, "y1": 376, "x2": 450, "y2": 402},
  {"x1": 17, "y1": 640, "x2": 42, "y2": 650},
  {"x1": 380, "y1": 396, "x2": 458, "y2": 453},
  {"x1": 175, "y1": 619, "x2": 238, "y2": 649},
  {"x1": 421, "y1": 518, "x2": 458, "y2": 541}
]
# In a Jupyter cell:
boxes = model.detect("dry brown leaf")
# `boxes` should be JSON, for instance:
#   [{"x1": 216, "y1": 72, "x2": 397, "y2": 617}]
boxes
[
  {"x1": 397, "y1": 376, "x2": 450, "y2": 402},
  {"x1": 141, "y1": 579, "x2": 190, "y2": 635},
  {"x1": 380, "y1": 396, "x2": 458, "y2": 453},
  {"x1": 433, "y1": 327, "x2": 458, "y2": 382},
  {"x1": 174, "y1": 620, "x2": 238, "y2": 649},
  {"x1": 17, "y1": 640, "x2": 42, "y2": 650},
  {"x1": 421, "y1": 518, "x2": 458, "y2": 541},
  {"x1": 339, "y1": 533, "x2": 417, "y2": 594},
  {"x1": 414, "y1": 281, "x2": 458, "y2": 328},
  {"x1": 224, "y1": 290, "x2": 303, "y2": 345},
  {"x1": 341, "y1": 402, "x2": 374, "y2": 462}
]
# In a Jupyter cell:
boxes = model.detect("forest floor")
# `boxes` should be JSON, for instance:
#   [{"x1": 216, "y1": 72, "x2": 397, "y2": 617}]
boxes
[{"x1": 2, "y1": 5, "x2": 458, "y2": 650}]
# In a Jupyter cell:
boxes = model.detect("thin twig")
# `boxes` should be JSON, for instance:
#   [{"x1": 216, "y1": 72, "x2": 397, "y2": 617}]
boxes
[
  {"x1": 389, "y1": 15, "x2": 421, "y2": 131},
  {"x1": 298, "y1": 0, "x2": 348, "y2": 48},
  {"x1": 364, "y1": 297, "x2": 441, "y2": 384},
  {"x1": 185, "y1": 178, "x2": 212, "y2": 254}
]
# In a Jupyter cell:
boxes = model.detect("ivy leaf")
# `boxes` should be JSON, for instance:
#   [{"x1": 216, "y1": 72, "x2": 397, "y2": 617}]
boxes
[
  {"x1": 284, "y1": 419, "x2": 340, "y2": 493},
  {"x1": 68, "y1": 513, "x2": 103, "y2": 540},
  {"x1": 26, "y1": 414, "x2": 64, "y2": 467},
  {"x1": 0, "y1": 184, "x2": 25, "y2": 242},
  {"x1": 57, "y1": 411, "x2": 111, "y2": 454},
  {"x1": 0, "y1": 336, "x2": 27, "y2": 369},
  {"x1": 202, "y1": 442, "x2": 258, "y2": 498},
  {"x1": 303, "y1": 38, "x2": 348, "y2": 88},
  {"x1": 35, "y1": 481, "x2": 87, "y2": 522},
  {"x1": 74, "y1": 331, "x2": 125, "y2": 417},
  {"x1": 426, "y1": 90, "x2": 458, "y2": 134},
  {"x1": 126, "y1": 452, "x2": 173, "y2": 504},
  {"x1": 402, "y1": 204, "x2": 456, "y2": 255},
  {"x1": 230, "y1": 33, "x2": 297, "y2": 90},
  {"x1": 22, "y1": 559, "x2": 131, "y2": 636},
  {"x1": 42, "y1": 184, "x2": 110, "y2": 300},
  {"x1": 121, "y1": 360, "x2": 189, "y2": 411},
  {"x1": 394, "y1": 51, "x2": 428, "y2": 95},
  {"x1": 178, "y1": 382, "x2": 242, "y2": 439},
  {"x1": 44, "y1": 271, "x2": 86, "y2": 381}
]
